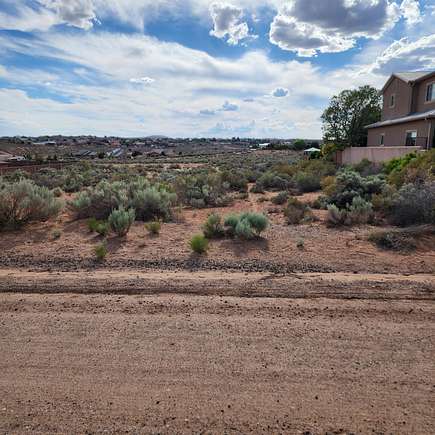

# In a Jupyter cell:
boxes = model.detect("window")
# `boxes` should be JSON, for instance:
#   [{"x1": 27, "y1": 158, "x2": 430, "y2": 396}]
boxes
[
  {"x1": 406, "y1": 130, "x2": 417, "y2": 146},
  {"x1": 380, "y1": 134, "x2": 385, "y2": 146},
  {"x1": 389, "y1": 93, "x2": 395, "y2": 108},
  {"x1": 426, "y1": 83, "x2": 434, "y2": 102}
]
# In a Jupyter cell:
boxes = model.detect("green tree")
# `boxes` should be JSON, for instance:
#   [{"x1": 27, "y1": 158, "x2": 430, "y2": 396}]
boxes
[{"x1": 321, "y1": 85, "x2": 381, "y2": 148}]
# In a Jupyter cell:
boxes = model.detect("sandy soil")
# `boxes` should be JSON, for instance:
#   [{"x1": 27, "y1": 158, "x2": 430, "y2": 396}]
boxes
[
  {"x1": 0, "y1": 192, "x2": 434, "y2": 275},
  {"x1": 1, "y1": 291, "x2": 434, "y2": 434}
]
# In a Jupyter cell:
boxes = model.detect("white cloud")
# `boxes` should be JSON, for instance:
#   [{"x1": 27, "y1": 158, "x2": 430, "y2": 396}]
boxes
[
  {"x1": 221, "y1": 100, "x2": 239, "y2": 111},
  {"x1": 209, "y1": 2, "x2": 252, "y2": 45},
  {"x1": 129, "y1": 76, "x2": 155, "y2": 84},
  {"x1": 370, "y1": 35, "x2": 435, "y2": 74},
  {"x1": 272, "y1": 87, "x2": 288, "y2": 97},
  {"x1": 40, "y1": 0, "x2": 97, "y2": 29},
  {"x1": 400, "y1": 0, "x2": 422, "y2": 25},
  {"x1": 269, "y1": 0, "x2": 401, "y2": 56}
]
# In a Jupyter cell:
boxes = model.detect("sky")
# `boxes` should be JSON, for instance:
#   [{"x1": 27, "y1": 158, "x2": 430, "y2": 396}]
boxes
[{"x1": 0, "y1": 0, "x2": 434, "y2": 138}]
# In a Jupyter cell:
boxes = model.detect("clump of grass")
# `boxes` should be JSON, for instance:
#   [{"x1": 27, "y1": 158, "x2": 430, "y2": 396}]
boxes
[
  {"x1": 296, "y1": 239, "x2": 305, "y2": 250},
  {"x1": 368, "y1": 226, "x2": 433, "y2": 252},
  {"x1": 87, "y1": 218, "x2": 109, "y2": 236},
  {"x1": 145, "y1": 221, "x2": 162, "y2": 235},
  {"x1": 190, "y1": 234, "x2": 209, "y2": 254},
  {"x1": 108, "y1": 207, "x2": 135, "y2": 237},
  {"x1": 52, "y1": 229, "x2": 62, "y2": 240},
  {"x1": 94, "y1": 242, "x2": 108, "y2": 261},
  {"x1": 202, "y1": 213, "x2": 224, "y2": 239}
]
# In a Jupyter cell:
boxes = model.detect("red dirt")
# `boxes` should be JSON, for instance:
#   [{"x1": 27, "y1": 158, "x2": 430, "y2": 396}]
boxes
[{"x1": 1, "y1": 291, "x2": 434, "y2": 434}]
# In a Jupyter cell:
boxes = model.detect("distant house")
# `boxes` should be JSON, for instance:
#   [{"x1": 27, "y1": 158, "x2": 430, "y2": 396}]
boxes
[
  {"x1": 366, "y1": 71, "x2": 435, "y2": 148},
  {"x1": 107, "y1": 148, "x2": 124, "y2": 158},
  {"x1": 32, "y1": 141, "x2": 57, "y2": 146}
]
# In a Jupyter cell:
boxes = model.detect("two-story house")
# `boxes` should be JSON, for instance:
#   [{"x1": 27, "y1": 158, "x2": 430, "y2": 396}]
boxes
[{"x1": 366, "y1": 71, "x2": 435, "y2": 149}]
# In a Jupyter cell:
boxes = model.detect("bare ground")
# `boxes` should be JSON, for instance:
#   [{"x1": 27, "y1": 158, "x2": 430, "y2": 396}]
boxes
[{"x1": 1, "y1": 270, "x2": 435, "y2": 434}]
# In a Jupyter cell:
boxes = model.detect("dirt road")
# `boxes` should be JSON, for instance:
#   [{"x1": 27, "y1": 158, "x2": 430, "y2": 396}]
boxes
[{"x1": 1, "y1": 273, "x2": 435, "y2": 434}]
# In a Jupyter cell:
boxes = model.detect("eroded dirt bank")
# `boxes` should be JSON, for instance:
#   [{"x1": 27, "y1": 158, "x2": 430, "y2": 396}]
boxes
[{"x1": 0, "y1": 292, "x2": 434, "y2": 434}]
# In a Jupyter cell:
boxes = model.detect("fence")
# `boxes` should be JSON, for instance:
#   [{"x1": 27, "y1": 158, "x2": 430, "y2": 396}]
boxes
[{"x1": 334, "y1": 146, "x2": 423, "y2": 165}]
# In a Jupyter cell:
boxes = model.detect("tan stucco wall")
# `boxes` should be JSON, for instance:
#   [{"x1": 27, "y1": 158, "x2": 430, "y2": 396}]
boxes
[
  {"x1": 367, "y1": 119, "x2": 430, "y2": 147},
  {"x1": 413, "y1": 76, "x2": 435, "y2": 113},
  {"x1": 382, "y1": 77, "x2": 412, "y2": 121},
  {"x1": 337, "y1": 146, "x2": 423, "y2": 165}
]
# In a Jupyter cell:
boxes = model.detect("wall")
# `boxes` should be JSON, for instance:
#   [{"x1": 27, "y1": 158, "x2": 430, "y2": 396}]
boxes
[
  {"x1": 335, "y1": 146, "x2": 423, "y2": 165},
  {"x1": 367, "y1": 119, "x2": 430, "y2": 147},
  {"x1": 382, "y1": 77, "x2": 412, "y2": 121},
  {"x1": 413, "y1": 75, "x2": 435, "y2": 113}
]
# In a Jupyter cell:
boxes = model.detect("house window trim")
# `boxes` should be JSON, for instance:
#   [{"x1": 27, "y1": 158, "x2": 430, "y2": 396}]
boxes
[
  {"x1": 405, "y1": 130, "x2": 418, "y2": 147},
  {"x1": 425, "y1": 82, "x2": 435, "y2": 104},
  {"x1": 389, "y1": 93, "x2": 396, "y2": 108},
  {"x1": 379, "y1": 133, "x2": 385, "y2": 146}
]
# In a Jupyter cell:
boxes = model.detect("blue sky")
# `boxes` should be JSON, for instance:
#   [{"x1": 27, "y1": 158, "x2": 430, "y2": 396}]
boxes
[{"x1": 0, "y1": 0, "x2": 434, "y2": 138}]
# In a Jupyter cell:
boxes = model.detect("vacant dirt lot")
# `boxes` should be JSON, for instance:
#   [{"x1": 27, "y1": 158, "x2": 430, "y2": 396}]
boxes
[{"x1": 1, "y1": 271, "x2": 435, "y2": 435}]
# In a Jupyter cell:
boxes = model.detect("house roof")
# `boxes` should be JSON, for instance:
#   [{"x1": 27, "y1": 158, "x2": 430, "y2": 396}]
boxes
[
  {"x1": 366, "y1": 109, "x2": 435, "y2": 129},
  {"x1": 382, "y1": 70, "x2": 435, "y2": 92}
]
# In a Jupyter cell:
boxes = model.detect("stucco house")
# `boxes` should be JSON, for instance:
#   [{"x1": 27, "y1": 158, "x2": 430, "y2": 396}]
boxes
[{"x1": 366, "y1": 71, "x2": 435, "y2": 149}]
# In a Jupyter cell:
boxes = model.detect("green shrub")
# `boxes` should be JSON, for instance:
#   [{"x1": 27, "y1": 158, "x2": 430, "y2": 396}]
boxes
[
  {"x1": 0, "y1": 180, "x2": 63, "y2": 230},
  {"x1": 71, "y1": 178, "x2": 175, "y2": 221},
  {"x1": 145, "y1": 221, "x2": 161, "y2": 235},
  {"x1": 293, "y1": 172, "x2": 321, "y2": 193},
  {"x1": 202, "y1": 213, "x2": 225, "y2": 239},
  {"x1": 94, "y1": 242, "x2": 108, "y2": 261},
  {"x1": 387, "y1": 150, "x2": 435, "y2": 187},
  {"x1": 223, "y1": 212, "x2": 268, "y2": 239},
  {"x1": 326, "y1": 204, "x2": 348, "y2": 227},
  {"x1": 87, "y1": 218, "x2": 109, "y2": 236},
  {"x1": 296, "y1": 239, "x2": 305, "y2": 249},
  {"x1": 271, "y1": 191, "x2": 289, "y2": 205},
  {"x1": 108, "y1": 207, "x2": 135, "y2": 237},
  {"x1": 347, "y1": 196, "x2": 373, "y2": 225},
  {"x1": 52, "y1": 229, "x2": 62, "y2": 240},
  {"x1": 327, "y1": 168, "x2": 385, "y2": 209},
  {"x1": 284, "y1": 197, "x2": 314, "y2": 224},
  {"x1": 390, "y1": 182, "x2": 435, "y2": 226},
  {"x1": 190, "y1": 234, "x2": 209, "y2": 254}
]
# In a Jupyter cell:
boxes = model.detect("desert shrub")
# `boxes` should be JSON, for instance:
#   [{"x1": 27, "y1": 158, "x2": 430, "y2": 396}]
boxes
[
  {"x1": 223, "y1": 214, "x2": 239, "y2": 237},
  {"x1": 293, "y1": 172, "x2": 321, "y2": 192},
  {"x1": 71, "y1": 178, "x2": 175, "y2": 221},
  {"x1": 174, "y1": 172, "x2": 231, "y2": 208},
  {"x1": 284, "y1": 197, "x2": 314, "y2": 224},
  {"x1": 347, "y1": 196, "x2": 374, "y2": 224},
  {"x1": 271, "y1": 191, "x2": 289, "y2": 205},
  {"x1": 130, "y1": 185, "x2": 176, "y2": 222},
  {"x1": 368, "y1": 230, "x2": 415, "y2": 252},
  {"x1": 390, "y1": 182, "x2": 435, "y2": 226},
  {"x1": 321, "y1": 176, "x2": 337, "y2": 197},
  {"x1": 221, "y1": 171, "x2": 248, "y2": 192},
  {"x1": 0, "y1": 180, "x2": 63, "y2": 230},
  {"x1": 254, "y1": 171, "x2": 292, "y2": 192},
  {"x1": 386, "y1": 149, "x2": 435, "y2": 187},
  {"x1": 87, "y1": 217, "x2": 109, "y2": 236},
  {"x1": 250, "y1": 183, "x2": 265, "y2": 194},
  {"x1": 353, "y1": 158, "x2": 382, "y2": 176},
  {"x1": 326, "y1": 204, "x2": 348, "y2": 227},
  {"x1": 108, "y1": 207, "x2": 135, "y2": 236},
  {"x1": 327, "y1": 168, "x2": 385, "y2": 208},
  {"x1": 52, "y1": 229, "x2": 62, "y2": 240},
  {"x1": 94, "y1": 242, "x2": 108, "y2": 261},
  {"x1": 326, "y1": 195, "x2": 374, "y2": 227},
  {"x1": 223, "y1": 212, "x2": 269, "y2": 239},
  {"x1": 53, "y1": 187, "x2": 63, "y2": 197},
  {"x1": 145, "y1": 221, "x2": 161, "y2": 235},
  {"x1": 190, "y1": 234, "x2": 209, "y2": 254},
  {"x1": 296, "y1": 239, "x2": 305, "y2": 249},
  {"x1": 202, "y1": 213, "x2": 225, "y2": 239}
]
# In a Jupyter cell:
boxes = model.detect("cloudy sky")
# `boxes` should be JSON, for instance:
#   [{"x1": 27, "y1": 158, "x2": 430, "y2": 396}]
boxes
[{"x1": 0, "y1": 0, "x2": 434, "y2": 138}]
